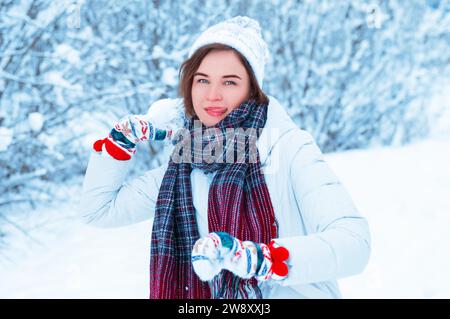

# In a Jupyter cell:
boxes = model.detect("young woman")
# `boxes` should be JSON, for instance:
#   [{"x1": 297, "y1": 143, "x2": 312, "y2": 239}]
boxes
[{"x1": 80, "y1": 16, "x2": 371, "y2": 299}]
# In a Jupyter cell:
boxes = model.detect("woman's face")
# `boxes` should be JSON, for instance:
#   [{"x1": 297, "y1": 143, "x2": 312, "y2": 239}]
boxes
[{"x1": 191, "y1": 50, "x2": 251, "y2": 127}]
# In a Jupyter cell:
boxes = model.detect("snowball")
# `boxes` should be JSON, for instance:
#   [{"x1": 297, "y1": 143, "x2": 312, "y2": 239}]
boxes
[{"x1": 146, "y1": 98, "x2": 185, "y2": 133}]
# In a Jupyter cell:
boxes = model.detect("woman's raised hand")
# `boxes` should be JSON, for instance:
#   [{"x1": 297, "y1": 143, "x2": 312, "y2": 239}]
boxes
[{"x1": 93, "y1": 114, "x2": 173, "y2": 161}]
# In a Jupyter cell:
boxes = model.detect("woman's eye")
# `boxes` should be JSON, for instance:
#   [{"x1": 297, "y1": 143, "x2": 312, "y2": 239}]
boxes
[{"x1": 196, "y1": 79, "x2": 236, "y2": 85}]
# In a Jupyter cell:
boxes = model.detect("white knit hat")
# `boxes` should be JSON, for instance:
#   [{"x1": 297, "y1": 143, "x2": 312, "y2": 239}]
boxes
[{"x1": 188, "y1": 16, "x2": 270, "y2": 88}]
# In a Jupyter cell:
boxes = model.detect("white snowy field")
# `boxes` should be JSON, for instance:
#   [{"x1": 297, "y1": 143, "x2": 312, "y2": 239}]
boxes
[{"x1": 1, "y1": 135, "x2": 450, "y2": 299}]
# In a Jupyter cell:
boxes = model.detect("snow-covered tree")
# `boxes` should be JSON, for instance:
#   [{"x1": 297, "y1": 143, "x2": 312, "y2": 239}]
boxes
[
  {"x1": 261, "y1": 0, "x2": 450, "y2": 151},
  {"x1": 0, "y1": 0, "x2": 448, "y2": 217}
]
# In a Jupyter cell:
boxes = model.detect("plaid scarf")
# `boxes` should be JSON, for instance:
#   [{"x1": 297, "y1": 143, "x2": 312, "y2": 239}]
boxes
[{"x1": 150, "y1": 99, "x2": 277, "y2": 299}]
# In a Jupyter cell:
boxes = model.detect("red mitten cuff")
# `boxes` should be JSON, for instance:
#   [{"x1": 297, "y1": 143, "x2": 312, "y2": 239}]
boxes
[
  {"x1": 93, "y1": 136, "x2": 136, "y2": 161},
  {"x1": 268, "y1": 240, "x2": 290, "y2": 280}
]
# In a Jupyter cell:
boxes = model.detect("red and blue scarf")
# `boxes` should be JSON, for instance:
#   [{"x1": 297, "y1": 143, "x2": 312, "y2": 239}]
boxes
[{"x1": 150, "y1": 99, "x2": 277, "y2": 299}]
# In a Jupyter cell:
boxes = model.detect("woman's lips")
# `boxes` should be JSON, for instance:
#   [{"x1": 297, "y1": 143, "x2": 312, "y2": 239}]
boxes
[{"x1": 205, "y1": 107, "x2": 227, "y2": 117}]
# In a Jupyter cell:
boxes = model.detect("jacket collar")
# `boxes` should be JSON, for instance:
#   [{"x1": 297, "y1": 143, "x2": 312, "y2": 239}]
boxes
[{"x1": 257, "y1": 95, "x2": 298, "y2": 165}]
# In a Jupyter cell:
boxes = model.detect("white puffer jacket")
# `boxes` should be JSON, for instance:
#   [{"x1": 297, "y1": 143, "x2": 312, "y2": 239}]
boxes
[{"x1": 79, "y1": 96, "x2": 371, "y2": 299}]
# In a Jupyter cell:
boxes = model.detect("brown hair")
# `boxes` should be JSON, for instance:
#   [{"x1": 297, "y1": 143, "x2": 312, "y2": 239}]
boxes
[{"x1": 178, "y1": 43, "x2": 269, "y2": 117}]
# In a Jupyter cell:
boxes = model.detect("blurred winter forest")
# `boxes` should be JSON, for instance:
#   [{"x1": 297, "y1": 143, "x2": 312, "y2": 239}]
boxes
[{"x1": 0, "y1": 0, "x2": 449, "y2": 231}]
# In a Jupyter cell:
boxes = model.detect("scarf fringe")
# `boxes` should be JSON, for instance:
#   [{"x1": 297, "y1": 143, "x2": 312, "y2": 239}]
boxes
[{"x1": 211, "y1": 271, "x2": 262, "y2": 299}]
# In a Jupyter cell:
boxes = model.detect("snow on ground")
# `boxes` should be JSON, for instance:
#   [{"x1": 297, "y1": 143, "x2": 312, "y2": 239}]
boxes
[
  {"x1": 1, "y1": 135, "x2": 450, "y2": 299},
  {"x1": 331, "y1": 136, "x2": 450, "y2": 298},
  {"x1": 0, "y1": 184, "x2": 152, "y2": 298}
]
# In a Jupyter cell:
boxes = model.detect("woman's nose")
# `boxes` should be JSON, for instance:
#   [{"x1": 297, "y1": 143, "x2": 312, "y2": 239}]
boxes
[{"x1": 206, "y1": 84, "x2": 222, "y2": 101}]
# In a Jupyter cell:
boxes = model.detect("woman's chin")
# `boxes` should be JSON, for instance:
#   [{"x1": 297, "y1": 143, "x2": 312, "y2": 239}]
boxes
[
  {"x1": 205, "y1": 121, "x2": 220, "y2": 127},
  {"x1": 201, "y1": 115, "x2": 226, "y2": 127}
]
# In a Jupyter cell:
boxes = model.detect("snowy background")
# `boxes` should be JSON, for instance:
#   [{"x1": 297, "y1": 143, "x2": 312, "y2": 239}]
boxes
[{"x1": 1, "y1": 0, "x2": 450, "y2": 298}]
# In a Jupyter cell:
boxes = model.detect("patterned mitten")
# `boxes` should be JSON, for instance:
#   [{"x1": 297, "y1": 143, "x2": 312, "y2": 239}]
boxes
[
  {"x1": 93, "y1": 114, "x2": 173, "y2": 161},
  {"x1": 191, "y1": 232, "x2": 289, "y2": 282}
]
